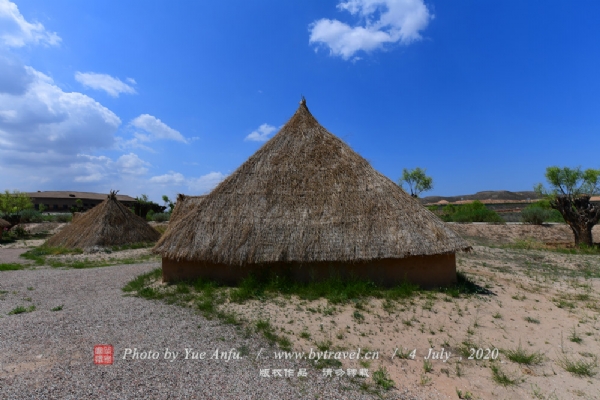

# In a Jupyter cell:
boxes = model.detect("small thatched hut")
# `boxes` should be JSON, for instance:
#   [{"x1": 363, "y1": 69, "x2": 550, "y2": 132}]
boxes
[
  {"x1": 47, "y1": 191, "x2": 161, "y2": 249},
  {"x1": 154, "y1": 99, "x2": 471, "y2": 287}
]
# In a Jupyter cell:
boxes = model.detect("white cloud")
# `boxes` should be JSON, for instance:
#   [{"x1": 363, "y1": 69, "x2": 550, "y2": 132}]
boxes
[
  {"x1": 0, "y1": 0, "x2": 61, "y2": 47},
  {"x1": 0, "y1": 62, "x2": 121, "y2": 166},
  {"x1": 75, "y1": 72, "x2": 137, "y2": 97},
  {"x1": 149, "y1": 171, "x2": 226, "y2": 194},
  {"x1": 130, "y1": 114, "x2": 187, "y2": 143},
  {"x1": 115, "y1": 153, "x2": 150, "y2": 175},
  {"x1": 71, "y1": 153, "x2": 149, "y2": 183},
  {"x1": 150, "y1": 171, "x2": 186, "y2": 185},
  {"x1": 245, "y1": 123, "x2": 277, "y2": 142},
  {"x1": 187, "y1": 172, "x2": 226, "y2": 193},
  {"x1": 309, "y1": 0, "x2": 432, "y2": 60}
]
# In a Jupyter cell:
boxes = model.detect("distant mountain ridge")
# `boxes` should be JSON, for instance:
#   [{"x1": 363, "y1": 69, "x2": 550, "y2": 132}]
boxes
[{"x1": 421, "y1": 190, "x2": 541, "y2": 204}]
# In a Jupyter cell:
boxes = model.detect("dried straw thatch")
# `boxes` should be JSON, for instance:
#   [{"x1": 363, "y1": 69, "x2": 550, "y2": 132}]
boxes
[
  {"x1": 47, "y1": 191, "x2": 160, "y2": 249},
  {"x1": 169, "y1": 194, "x2": 205, "y2": 225},
  {"x1": 154, "y1": 100, "x2": 470, "y2": 270}
]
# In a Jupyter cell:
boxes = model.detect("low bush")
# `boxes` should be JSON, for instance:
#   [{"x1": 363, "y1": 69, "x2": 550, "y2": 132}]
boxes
[
  {"x1": 55, "y1": 213, "x2": 72, "y2": 222},
  {"x1": 521, "y1": 208, "x2": 550, "y2": 225},
  {"x1": 19, "y1": 209, "x2": 43, "y2": 223},
  {"x1": 441, "y1": 201, "x2": 504, "y2": 223},
  {"x1": 521, "y1": 201, "x2": 564, "y2": 224},
  {"x1": 152, "y1": 212, "x2": 171, "y2": 222},
  {"x1": 146, "y1": 210, "x2": 155, "y2": 221}
]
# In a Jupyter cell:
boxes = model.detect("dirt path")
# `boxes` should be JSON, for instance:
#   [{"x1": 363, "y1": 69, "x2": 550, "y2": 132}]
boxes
[{"x1": 0, "y1": 263, "x2": 419, "y2": 399}]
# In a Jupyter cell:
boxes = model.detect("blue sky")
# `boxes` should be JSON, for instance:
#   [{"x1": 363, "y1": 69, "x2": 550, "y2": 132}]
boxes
[{"x1": 1, "y1": 0, "x2": 598, "y2": 203}]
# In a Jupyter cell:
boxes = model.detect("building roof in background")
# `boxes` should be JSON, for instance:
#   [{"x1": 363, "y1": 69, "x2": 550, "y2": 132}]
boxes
[{"x1": 25, "y1": 191, "x2": 136, "y2": 202}]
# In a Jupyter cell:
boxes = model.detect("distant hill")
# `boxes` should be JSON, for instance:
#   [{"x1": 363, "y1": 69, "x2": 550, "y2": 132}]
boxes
[{"x1": 421, "y1": 190, "x2": 541, "y2": 205}]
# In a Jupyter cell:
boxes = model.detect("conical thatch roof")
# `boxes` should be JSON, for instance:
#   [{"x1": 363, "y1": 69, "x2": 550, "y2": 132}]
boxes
[
  {"x1": 47, "y1": 191, "x2": 160, "y2": 249},
  {"x1": 154, "y1": 100, "x2": 470, "y2": 265},
  {"x1": 169, "y1": 194, "x2": 205, "y2": 225},
  {"x1": 0, "y1": 218, "x2": 10, "y2": 229}
]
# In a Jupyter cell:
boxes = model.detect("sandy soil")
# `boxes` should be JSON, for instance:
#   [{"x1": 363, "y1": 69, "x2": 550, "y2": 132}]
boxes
[{"x1": 210, "y1": 225, "x2": 600, "y2": 399}]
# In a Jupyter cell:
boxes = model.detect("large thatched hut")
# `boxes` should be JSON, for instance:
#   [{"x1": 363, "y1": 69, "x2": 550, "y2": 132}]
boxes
[
  {"x1": 47, "y1": 191, "x2": 160, "y2": 249},
  {"x1": 154, "y1": 99, "x2": 470, "y2": 287}
]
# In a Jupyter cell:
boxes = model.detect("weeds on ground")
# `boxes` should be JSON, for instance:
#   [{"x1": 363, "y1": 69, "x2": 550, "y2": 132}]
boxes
[
  {"x1": 490, "y1": 364, "x2": 520, "y2": 386},
  {"x1": 8, "y1": 305, "x2": 35, "y2": 315},
  {"x1": 372, "y1": 366, "x2": 394, "y2": 390},
  {"x1": 0, "y1": 263, "x2": 25, "y2": 271},
  {"x1": 557, "y1": 354, "x2": 598, "y2": 377},
  {"x1": 503, "y1": 342, "x2": 544, "y2": 365},
  {"x1": 20, "y1": 245, "x2": 157, "y2": 268},
  {"x1": 20, "y1": 245, "x2": 83, "y2": 265},
  {"x1": 569, "y1": 327, "x2": 583, "y2": 344},
  {"x1": 456, "y1": 389, "x2": 474, "y2": 400}
]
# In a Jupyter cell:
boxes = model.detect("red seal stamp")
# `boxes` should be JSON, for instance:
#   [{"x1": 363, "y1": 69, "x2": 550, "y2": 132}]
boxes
[{"x1": 94, "y1": 344, "x2": 114, "y2": 365}]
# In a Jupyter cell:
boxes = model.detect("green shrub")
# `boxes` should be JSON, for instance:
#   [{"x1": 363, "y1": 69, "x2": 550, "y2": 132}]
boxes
[
  {"x1": 522, "y1": 201, "x2": 564, "y2": 223},
  {"x1": 146, "y1": 210, "x2": 155, "y2": 221},
  {"x1": 11, "y1": 225, "x2": 27, "y2": 238},
  {"x1": 19, "y1": 209, "x2": 43, "y2": 223},
  {"x1": 521, "y1": 208, "x2": 550, "y2": 225},
  {"x1": 152, "y1": 212, "x2": 170, "y2": 222},
  {"x1": 443, "y1": 201, "x2": 504, "y2": 223},
  {"x1": 55, "y1": 214, "x2": 72, "y2": 223}
]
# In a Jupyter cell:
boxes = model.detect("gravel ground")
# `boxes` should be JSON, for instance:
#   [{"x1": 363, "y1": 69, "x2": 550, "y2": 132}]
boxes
[
  {"x1": 0, "y1": 249, "x2": 28, "y2": 264},
  {"x1": 0, "y1": 263, "x2": 430, "y2": 399}
]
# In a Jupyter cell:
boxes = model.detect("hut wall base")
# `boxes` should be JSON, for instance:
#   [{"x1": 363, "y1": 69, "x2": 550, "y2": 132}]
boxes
[{"x1": 162, "y1": 254, "x2": 456, "y2": 288}]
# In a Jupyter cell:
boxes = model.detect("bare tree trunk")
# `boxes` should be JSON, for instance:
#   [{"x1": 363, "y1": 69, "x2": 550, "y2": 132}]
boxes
[{"x1": 551, "y1": 195, "x2": 600, "y2": 247}]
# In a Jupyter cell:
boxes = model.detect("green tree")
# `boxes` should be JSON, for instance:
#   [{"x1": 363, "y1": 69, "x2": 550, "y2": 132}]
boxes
[
  {"x1": 70, "y1": 199, "x2": 84, "y2": 214},
  {"x1": 535, "y1": 166, "x2": 600, "y2": 247},
  {"x1": 162, "y1": 195, "x2": 174, "y2": 212},
  {"x1": 0, "y1": 190, "x2": 34, "y2": 217},
  {"x1": 398, "y1": 167, "x2": 433, "y2": 198}
]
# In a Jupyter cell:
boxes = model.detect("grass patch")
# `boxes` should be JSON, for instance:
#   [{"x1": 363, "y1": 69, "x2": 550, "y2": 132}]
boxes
[
  {"x1": 490, "y1": 364, "x2": 519, "y2": 386},
  {"x1": 503, "y1": 343, "x2": 544, "y2": 365},
  {"x1": 557, "y1": 355, "x2": 598, "y2": 377},
  {"x1": 524, "y1": 316, "x2": 540, "y2": 324},
  {"x1": 20, "y1": 245, "x2": 83, "y2": 265},
  {"x1": 51, "y1": 305, "x2": 64, "y2": 311},
  {"x1": 21, "y1": 244, "x2": 156, "y2": 268},
  {"x1": 8, "y1": 305, "x2": 35, "y2": 315},
  {"x1": 255, "y1": 319, "x2": 292, "y2": 351},
  {"x1": 372, "y1": 366, "x2": 394, "y2": 390},
  {"x1": 0, "y1": 263, "x2": 26, "y2": 271},
  {"x1": 123, "y1": 268, "x2": 162, "y2": 292},
  {"x1": 569, "y1": 327, "x2": 583, "y2": 344}
]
